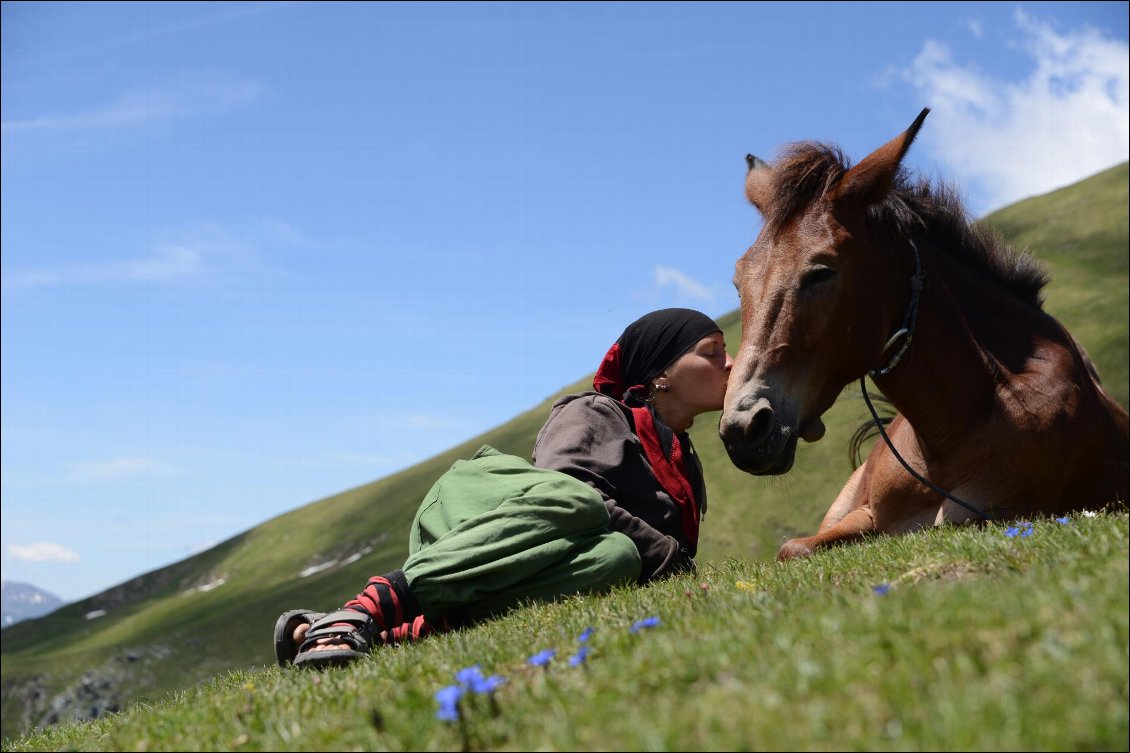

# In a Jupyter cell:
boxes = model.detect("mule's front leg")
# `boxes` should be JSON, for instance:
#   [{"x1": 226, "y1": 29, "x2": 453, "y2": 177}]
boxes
[
  {"x1": 778, "y1": 507, "x2": 876, "y2": 560},
  {"x1": 817, "y1": 465, "x2": 868, "y2": 534}
]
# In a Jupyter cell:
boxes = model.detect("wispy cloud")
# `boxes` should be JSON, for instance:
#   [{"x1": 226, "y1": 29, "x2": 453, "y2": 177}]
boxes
[
  {"x1": 8, "y1": 542, "x2": 81, "y2": 563},
  {"x1": 1, "y1": 246, "x2": 205, "y2": 290},
  {"x1": 0, "y1": 219, "x2": 312, "y2": 291},
  {"x1": 402, "y1": 415, "x2": 453, "y2": 430},
  {"x1": 654, "y1": 266, "x2": 715, "y2": 301},
  {"x1": 903, "y1": 10, "x2": 1129, "y2": 214},
  {"x1": 1, "y1": 73, "x2": 260, "y2": 134},
  {"x1": 70, "y1": 457, "x2": 180, "y2": 483},
  {"x1": 317, "y1": 451, "x2": 424, "y2": 469}
]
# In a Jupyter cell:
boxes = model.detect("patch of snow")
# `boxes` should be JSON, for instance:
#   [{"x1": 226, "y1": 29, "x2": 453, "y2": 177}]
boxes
[
  {"x1": 185, "y1": 577, "x2": 227, "y2": 595},
  {"x1": 85, "y1": 609, "x2": 107, "y2": 620},
  {"x1": 340, "y1": 546, "x2": 373, "y2": 566},
  {"x1": 300, "y1": 560, "x2": 338, "y2": 578}
]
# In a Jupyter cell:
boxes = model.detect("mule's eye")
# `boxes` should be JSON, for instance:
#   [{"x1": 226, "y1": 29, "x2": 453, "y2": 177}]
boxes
[{"x1": 801, "y1": 265, "x2": 837, "y2": 290}]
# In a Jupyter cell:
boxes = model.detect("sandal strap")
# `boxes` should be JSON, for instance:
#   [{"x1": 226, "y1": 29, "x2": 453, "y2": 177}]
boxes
[
  {"x1": 299, "y1": 610, "x2": 377, "y2": 654},
  {"x1": 308, "y1": 609, "x2": 370, "y2": 632},
  {"x1": 344, "y1": 570, "x2": 421, "y2": 631}
]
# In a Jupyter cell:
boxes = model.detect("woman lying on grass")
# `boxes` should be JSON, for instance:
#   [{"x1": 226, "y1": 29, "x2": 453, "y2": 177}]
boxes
[{"x1": 274, "y1": 308, "x2": 732, "y2": 669}]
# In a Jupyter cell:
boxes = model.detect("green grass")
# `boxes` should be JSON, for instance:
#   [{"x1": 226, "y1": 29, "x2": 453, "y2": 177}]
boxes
[
  {"x1": 2, "y1": 163, "x2": 1127, "y2": 746},
  {"x1": 5, "y1": 512, "x2": 1126, "y2": 752}
]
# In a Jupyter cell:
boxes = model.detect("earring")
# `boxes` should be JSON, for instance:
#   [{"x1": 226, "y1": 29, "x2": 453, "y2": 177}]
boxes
[{"x1": 653, "y1": 382, "x2": 669, "y2": 393}]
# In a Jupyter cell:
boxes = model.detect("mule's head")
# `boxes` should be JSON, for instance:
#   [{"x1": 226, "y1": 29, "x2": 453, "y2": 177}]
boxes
[{"x1": 719, "y1": 109, "x2": 929, "y2": 475}]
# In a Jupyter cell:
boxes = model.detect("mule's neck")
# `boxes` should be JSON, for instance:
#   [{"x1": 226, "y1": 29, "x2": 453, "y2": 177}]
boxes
[{"x1": 870, "y1": 239, "x2": 1051, "y2": 454}]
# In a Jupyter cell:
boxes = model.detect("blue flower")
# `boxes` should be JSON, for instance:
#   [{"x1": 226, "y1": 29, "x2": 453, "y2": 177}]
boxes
[
  {"x1": 453, "y1": 664, "x2": 506, "y2": 694},
  {"x1": 1005, "y1": 521, "x2": 1035, "y2": 538},
  {"x1": 435, "y1": 684, "x2": 465, "y2": 722},
  {"x1": 1055, "y1": 516, "x2": 1070, "y2": 524},
  {"x1": 577, "y1": 627, "x2": 594, "y2": 643},
  {"x1": 568, "y1": 645, "x2": 591, "y2": 667},
  {"x1": 454, "y1": 665, "x2": 484, "y2": 687},
  {"x1": 629, "y1": 616, "x2": 661, "y2": 633},
  {"x1": 872, "y1": 583, "x2": 891, "y2": 596},
  {"x1": 528, "y1": 649, "x2": 556, "y2": 667},
  {"x1": 469, "y1": 674, "x2": 507, "y2": 694}
]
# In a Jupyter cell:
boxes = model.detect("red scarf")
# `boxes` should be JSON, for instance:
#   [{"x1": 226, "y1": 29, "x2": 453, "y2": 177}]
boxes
[{"x1": 631, "y1": 404, "x2": 700, "y2": 550}]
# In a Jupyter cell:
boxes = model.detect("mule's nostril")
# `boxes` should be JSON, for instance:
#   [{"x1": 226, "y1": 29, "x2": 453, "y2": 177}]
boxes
[{"x1": 746, "y1": 404, "x2": 774, "y2": 445}]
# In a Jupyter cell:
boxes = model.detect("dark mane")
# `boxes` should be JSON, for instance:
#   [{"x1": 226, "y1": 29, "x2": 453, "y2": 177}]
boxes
[{"x1": 766, "y1": 141, "x2": 1049, "y2": 309}]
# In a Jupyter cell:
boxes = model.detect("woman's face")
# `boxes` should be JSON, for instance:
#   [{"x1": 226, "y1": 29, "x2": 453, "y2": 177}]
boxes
[{"x1": 664, "y1": 332, "x2": 732, "y2": 416}]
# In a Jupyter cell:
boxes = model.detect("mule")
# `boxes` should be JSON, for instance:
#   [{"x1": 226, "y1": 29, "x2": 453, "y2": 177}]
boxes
[{"x1": 718, "y1": 108, "x2": 1129, "y2": 560}]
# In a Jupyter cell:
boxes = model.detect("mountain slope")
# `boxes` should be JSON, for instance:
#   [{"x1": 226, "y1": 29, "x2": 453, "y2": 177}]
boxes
[
  {"x1": 1, "y1": 581, "x2": 65, "y2": 628},
  {"x1": 2, "y1": 162, "x2": 1127, "y2": 742}
]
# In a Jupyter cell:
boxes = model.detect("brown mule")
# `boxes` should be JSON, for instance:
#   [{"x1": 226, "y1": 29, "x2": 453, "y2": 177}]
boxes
[{"x1": 719, "y1": 108, "x2": 1129, "y2": 559}]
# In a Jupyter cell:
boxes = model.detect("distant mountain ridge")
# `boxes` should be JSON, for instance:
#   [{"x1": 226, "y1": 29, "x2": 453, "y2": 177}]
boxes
[
  {"x1": 1, "y1": 162, "x2": 1126, "y2": 743},
  {"x1": 1, "y1": 581, "x2": 65, "y2": 628}
]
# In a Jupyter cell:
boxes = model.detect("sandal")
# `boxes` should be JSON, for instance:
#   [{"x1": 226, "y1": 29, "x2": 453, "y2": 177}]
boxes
[
  {"x1": 273, "y1": 608, "x2": 326, "y2": 667},
  {"x1": 293, "y1": 610, "x2": 380, "y2": 670}
]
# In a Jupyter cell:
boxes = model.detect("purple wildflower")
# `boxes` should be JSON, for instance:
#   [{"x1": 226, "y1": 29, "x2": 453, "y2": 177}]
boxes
[
  {"x1": 1055, "y1": 516, "x2": 1070, "y2": 524},
  {"x1": 578, "y1": 627, "x2": 594, "y2": 643},
  {"x1": 469, "y1": 674, "x2": 506, "y2": 694},
  {"x1": 873, "y1": 583, "x2": 891, "y2": 596},
  {"x1": 528, "y1": 649, "x2": 556, "y2": 667},
  {"x1": 454, "y1": 665, "x2": 484, "y2": 687},
  {"x1": 629, "y1": 616, "x2": 661, "y2": 633},
  {"x1": 1006, "y1": 521, "x2": 1035, "y2": 538},
  {"x1": 568, "y1": 645, "x2": 592, "y2": 667},
  {"x1": 435, "y1": 684, "x2": 465, "y2": 722},
  {"x1": 453, "y1": 665, "x2": 506, "y2": 694}
]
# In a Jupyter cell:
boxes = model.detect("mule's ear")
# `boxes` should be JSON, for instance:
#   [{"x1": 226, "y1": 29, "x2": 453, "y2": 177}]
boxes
[
  {"x1": 745, "y1": 153, "x2": 773, "y2": 212},
  {"x1": 833, "y1": 108, "x2": 929, "y2": 209}
]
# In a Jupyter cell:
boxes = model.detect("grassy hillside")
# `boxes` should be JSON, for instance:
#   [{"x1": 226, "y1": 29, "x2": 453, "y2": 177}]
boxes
[
  {"x1": 5, "y1": 513, "x2": 1128, "y2": 751},
  {"x1": 2, "y1": 163, "x2": 1127, "y2": 743}
]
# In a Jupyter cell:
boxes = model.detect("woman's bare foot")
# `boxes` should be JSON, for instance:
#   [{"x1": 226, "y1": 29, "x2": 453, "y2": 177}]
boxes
[{"x1": 293, "y1": 621, "x2": 351, "y2": 653}]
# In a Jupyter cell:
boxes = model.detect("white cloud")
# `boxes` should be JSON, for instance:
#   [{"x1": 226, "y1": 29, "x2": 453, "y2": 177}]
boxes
[
  {"x1": 1, "y1": 246, "x2": 204, "y2": 290},
  {"x1": 1, "y1": 73, "x2": 260, "y2": 134},
  {"x1": 8, "y1": 542, "x2": 81, "y2": 563},
  {"x1": 905, "y1": 10, "x2": 1129, "y2": 214},
  {"x1": 320, "y1": 451, "x2": 422, "y2": 468},
  {"x1": 71, "y1": 457, "x2": 179, "y2": 482},
  {"x1": 402, "y1": 415, "x2": 451, "y2": 429},
  {"x1": 0, "y1": 219, "x2": 280, "y2": 290},
  {"x1": 654, "y1": 266, "x2": 715, "y2": 301},
  {"x1": 0, "y1": 217, "x2": 325, "y2": 291}
]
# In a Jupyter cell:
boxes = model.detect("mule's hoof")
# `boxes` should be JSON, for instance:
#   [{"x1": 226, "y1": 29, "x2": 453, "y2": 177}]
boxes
[{"x1": 777, "y1": 540, "x2": 814, "y2": 561}]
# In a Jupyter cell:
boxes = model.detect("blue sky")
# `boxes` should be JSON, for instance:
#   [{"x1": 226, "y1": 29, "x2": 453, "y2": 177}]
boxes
[{"x1": 3, "y1": 1, "x2": 1127, "y2": 603}]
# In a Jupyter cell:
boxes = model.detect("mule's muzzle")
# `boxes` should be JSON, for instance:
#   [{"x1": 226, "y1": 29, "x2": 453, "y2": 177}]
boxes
[{"x1": 718, "y1": 398, "x2": 798, "y2": 475}]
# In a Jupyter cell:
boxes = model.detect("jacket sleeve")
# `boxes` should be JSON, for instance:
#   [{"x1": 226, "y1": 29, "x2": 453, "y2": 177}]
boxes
[{"x1": 533, "y1": 395, "x2": 686, "y2": 583}]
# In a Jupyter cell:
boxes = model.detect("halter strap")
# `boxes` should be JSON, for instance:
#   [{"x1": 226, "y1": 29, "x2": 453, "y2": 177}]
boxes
[
  {"x1": 870, "y1": 239, "x2": 926, "y2": 377},
  {"x1": 860, "y1": 237, "x2": 992, "y2": 521}
]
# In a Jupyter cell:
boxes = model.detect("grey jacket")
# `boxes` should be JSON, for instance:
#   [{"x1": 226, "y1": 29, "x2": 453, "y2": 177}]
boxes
[{"x1": 532, "y1": 391, "x2": 706, "y2": 583}]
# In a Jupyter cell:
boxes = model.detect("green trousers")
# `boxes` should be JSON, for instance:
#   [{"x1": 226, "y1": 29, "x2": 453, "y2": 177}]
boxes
[{"x1": 402, "y1": 445, "x2": 642, "y2": 624}]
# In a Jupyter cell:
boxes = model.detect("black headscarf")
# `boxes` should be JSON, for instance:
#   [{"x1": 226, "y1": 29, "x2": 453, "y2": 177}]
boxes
[{"x1": 593, "y1": 308, "x2": 722, "y2": 405}]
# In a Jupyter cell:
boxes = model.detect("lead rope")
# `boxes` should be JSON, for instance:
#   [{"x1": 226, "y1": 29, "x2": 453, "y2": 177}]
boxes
[
  {"x1": 859, "y1": 378, "x2": 992, "y2": 521},
  {"x1": 861, "y1": 238, "x2": 992, "y2": 522}
]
